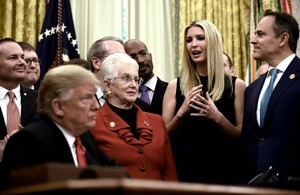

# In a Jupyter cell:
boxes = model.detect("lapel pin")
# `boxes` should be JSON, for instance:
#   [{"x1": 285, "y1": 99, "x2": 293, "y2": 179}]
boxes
[
  {"x1": 109, "y1": 122, "x2": 115, "y2": 128},
  {"x1": 144, "y1": 121, "x2": 149, "y2": 126},
  {"x1": 23, "y1": 93, "x2": 27, "y2": 96},
  {"x1": 289, "y1": 74, "x2": 295, "y2": 79}
]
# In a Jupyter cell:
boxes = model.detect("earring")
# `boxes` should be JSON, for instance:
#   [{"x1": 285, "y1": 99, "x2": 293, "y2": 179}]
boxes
[{"x1": 105, "y1": 91, "x2": 113, "y2": 98}]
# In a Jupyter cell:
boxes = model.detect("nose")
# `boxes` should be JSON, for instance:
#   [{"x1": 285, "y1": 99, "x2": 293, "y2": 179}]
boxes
[
  {"x1": 191, "y1": 39, "x2": 198, "y2": 47},
  {"x1": 250, "y1": 35, "x2": 257, "y2": 45},
  {"x1": 20, "y1": 58, "x2": 26, "y2": 65},
  {"x1": 136, "y1": 55, "x2": 144, "y2": 63}
]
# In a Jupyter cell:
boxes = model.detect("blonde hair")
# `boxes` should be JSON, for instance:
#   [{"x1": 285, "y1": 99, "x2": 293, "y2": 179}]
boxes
[
  {"x1": 38, "y1": 65, "x2": 100, "y2": 114},
  {"x1": 180, "y1": 20, "x2": 231, "y2": 101}
]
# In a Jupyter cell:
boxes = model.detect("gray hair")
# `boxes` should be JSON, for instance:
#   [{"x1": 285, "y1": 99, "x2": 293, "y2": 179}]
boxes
[
  {"x1": 87, "y1": 36, "x2": 124, "y2": 72},
  {"x1": 38, "y1": 65, "x2": 100, "y2": 114},
  {"x1": 98, "y1": 52, "x2": 138, "y2": 90}
]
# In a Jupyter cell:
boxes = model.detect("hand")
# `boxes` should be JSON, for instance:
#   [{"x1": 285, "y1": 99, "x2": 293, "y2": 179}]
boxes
[
  {"x1": 190, "y1": 91, "x2": 222, "y2": 122},
  {"x1": 3, "y1": 124, "x2": 23, "y2": 142},
  {"x1": 177, "y1": 85, "x2": 203, "y2": 117}
]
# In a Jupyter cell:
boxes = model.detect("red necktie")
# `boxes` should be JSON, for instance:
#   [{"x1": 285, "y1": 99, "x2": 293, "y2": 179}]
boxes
[
  {"x1": 74, "y1": 137, "x2": 87, "y2": 167},
  {"x1": 6, "y1": 91, "x2": 20, "y2": 134}
]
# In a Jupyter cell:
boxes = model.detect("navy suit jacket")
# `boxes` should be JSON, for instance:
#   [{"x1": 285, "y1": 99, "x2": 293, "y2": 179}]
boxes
[
  {"x1": 150, "y1": 77, "x2": 168, "y2": 115},
  {"x1": 0, "y1": 86, "x2": 38, "y2": 139},
  {"x1": 0, "y1": 114, "x2": 119, "y2": 189},
  {"x1": 240, "y1": 56, "x2": 300, "y2": 182}
]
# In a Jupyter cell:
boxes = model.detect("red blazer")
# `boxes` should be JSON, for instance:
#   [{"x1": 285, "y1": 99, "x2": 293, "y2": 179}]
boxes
[{"x1": 90, "y1": 103, "x2": 178, "y2": 181}]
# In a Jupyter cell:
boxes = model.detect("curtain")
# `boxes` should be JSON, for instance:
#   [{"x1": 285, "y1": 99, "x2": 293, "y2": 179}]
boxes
[
  {"x1": 0, "y1": 0, "x2": 47, "y2": 47},
  {"x1": 173, "y1": 0, "x2": 250, "y2": 80},
  {"x1": 2, "y1": 0, "x2": 299, "y2": 83},
  {"x1": 70, "y1": 0, "x2": 175, "y2": 82}
]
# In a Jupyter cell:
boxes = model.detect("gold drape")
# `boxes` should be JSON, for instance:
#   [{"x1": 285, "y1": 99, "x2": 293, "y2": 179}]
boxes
[
  {"x1": 173, "y1": 0, "x2": 251, "y2": 80},
  {"x1": 0, "y1": 0, "x2": 47, "y2": 48}
]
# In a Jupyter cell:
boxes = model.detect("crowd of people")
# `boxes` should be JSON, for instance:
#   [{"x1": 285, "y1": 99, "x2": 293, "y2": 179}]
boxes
[{"x1": 0, "y1": 9, "x2": 300, "y2": 191}]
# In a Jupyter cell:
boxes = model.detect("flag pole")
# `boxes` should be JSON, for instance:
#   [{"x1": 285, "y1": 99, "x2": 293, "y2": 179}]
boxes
[{"x1": 57, "y1": 0, "x2": 63, "y2": 66}]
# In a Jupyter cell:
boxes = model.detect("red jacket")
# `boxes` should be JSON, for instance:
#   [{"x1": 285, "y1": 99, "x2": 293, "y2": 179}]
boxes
[{"x1": 90, "y1": 103, "x2": 178, "y2": 181}]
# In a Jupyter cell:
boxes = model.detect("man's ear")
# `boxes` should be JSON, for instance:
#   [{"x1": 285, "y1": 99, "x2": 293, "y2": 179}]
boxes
[
  {"x1": 279, "y1": 32, "x2": 289, "y2": 46},
  {"x1": 51, "y1": 99, "x2": 64, "y2": 117},
  {"x1": 91, "y1": 57, "x2": 101, "y2": 72}
]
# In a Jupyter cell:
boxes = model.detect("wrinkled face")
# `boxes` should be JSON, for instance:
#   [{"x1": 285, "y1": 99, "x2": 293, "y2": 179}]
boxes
[
  {"x1": 124, "y1": 41, "x2": 153, "y2": 82},
  {"x1": 0, "y1": 42, "x2": 26, "y2": 85},
  {"x1": 22, "y1": 50, "x2": 41, "y2": 88},
  {"x1": 105, "y1": 64, "x2": 139, "y2": 109},
  {"x1": 59, "y1": 82, "x2": 100, "y2": 134},
  {"x1": 186, "y1": 26, "x2": 207, "y2": 64},
  {"x1": 251, "y1": 15, "x2": 281, "y2": 62}
]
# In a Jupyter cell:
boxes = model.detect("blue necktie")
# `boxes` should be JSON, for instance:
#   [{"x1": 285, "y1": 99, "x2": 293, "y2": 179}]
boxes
[
  {"x1": 260, "y1": 68, "x2": 279, "y2": 126},
  {"x1": 139, "y1": 85, "x2": 150, "y2": 105}
]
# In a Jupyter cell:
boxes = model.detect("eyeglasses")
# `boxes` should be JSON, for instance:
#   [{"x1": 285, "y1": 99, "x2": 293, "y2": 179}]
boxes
[
  {"x1": 113, "y1": 74, "x2": 143, "y2": 85},
  {"x1": 129, "y1": 50, "x2": 149, "y2": 60},
  {"x1": 24, "y1": 58, "x2": 40, "y2": 66}
]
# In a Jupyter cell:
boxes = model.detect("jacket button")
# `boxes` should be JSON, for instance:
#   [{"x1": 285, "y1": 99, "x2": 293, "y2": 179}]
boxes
[
  {"x1": 138, "y1": 149, "x2": 143, "y2": 154},
  {"x1": 140, "y1": 166, "x2": 146, "y2": 172}
]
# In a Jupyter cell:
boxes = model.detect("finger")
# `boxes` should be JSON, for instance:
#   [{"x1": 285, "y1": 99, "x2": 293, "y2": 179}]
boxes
[{"x1": 199, "y1": 109, "x2": 204, "y2": 114}]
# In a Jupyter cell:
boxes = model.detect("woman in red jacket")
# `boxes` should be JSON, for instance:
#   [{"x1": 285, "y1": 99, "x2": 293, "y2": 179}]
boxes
[{"x1": 89, "y1": 52, "x2": 178, "y2": 181}]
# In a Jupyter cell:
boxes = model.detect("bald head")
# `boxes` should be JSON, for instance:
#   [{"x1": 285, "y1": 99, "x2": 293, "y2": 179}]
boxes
[{"x1": 124, "y1": 39, "x2": 154, "y2": 83}]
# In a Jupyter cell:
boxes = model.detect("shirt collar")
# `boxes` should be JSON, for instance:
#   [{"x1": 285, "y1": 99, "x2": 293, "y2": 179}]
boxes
[
  {"x1": 0, "y1": 85, "x2": 21, "y2": 100},
  {"x1": 275, "y1": 54, "x2": 295, "y2": 73},
  {"x1": 143, "y1": 75, "x2": 157, "y2": 92}
]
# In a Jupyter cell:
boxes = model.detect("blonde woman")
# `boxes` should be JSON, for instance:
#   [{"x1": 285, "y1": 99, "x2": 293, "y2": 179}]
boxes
[{"x1": 162, "y1": 20, "x2": 246, "y2": 184}]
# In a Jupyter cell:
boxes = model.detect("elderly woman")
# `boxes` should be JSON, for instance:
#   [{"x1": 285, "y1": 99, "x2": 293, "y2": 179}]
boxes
[{"x1": 89, "y1": 53, "x2": 178, "y2": 181}]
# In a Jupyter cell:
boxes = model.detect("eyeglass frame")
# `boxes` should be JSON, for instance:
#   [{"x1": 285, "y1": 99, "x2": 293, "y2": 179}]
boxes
[
  {"x1": 24, "y1": 58, "x2": 40, "y2": 66},
  {"x1": 110, "y1": 73, "x2": 143, "y2": 85}
]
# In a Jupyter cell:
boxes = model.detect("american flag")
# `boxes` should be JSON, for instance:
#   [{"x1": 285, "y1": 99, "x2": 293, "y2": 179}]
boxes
[{"x1": 35, "y1": 0, "x2": 80, "y2": 89}]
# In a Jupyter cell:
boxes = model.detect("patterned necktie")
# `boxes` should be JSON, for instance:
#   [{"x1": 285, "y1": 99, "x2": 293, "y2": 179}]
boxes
[
  {"x1": 260, "y1": 68, "x2": 279, "y2": 126},
  {"x1": 139, "y1": 85, "x2": 150, "y2": 105},
  {"x1": 74, "y1": 137, "x2": 87, "y2": 167},
  {"x1": 6, "y1": 91, "x2": 20, "y2": 134}
]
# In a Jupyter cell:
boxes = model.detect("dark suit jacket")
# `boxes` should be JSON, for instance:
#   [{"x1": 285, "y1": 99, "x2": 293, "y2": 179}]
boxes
[
  {"x1": 0, "y1": 86, "x2": 38, "y2": 139},
  {"x1": 0, "y1": 114, "x2": 119, "y2": 189},
  {"x1": 150, "y1": 77, "x2": 168, "y2": 115},
  {"x1": 240, "y1": 56, "x2": 300, "y2": 182}
]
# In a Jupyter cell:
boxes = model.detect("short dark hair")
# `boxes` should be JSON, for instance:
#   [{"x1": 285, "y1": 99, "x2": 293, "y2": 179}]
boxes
[
  {"x1": 0, "y1": 38, "x2": 16, "y2": 45},
  {"x1": 223, "y1": 52, "x2": 233, "y2": 68},
  {"x1": 264, "y1": 9, "x2": 299, "y2": 52},
  {"x1": 17, "y1": 42, "x2": 35, "y2": 51}
]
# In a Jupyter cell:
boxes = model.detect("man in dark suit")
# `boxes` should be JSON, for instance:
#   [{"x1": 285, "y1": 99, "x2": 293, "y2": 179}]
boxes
[
  {"x1": 0, "y1": 65, "x2": 120, "y2": 190},
  {"x1": 124, "y1": 39, "x2": 168, "y2": 115},
  {"x1": 240, "y1": 9, "x2": 300, "y2": 187},
  {"x1": 87, "y1": 36, "x2": 151, "y2": 112},
  {"x1": 0, "y1": 38, "x2": 38, "y2": 156}
]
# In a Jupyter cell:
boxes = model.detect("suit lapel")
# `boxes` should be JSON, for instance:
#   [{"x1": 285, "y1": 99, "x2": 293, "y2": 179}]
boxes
[{"x1": 264, "y1": 56, "x2": 300, "y2": 124}]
